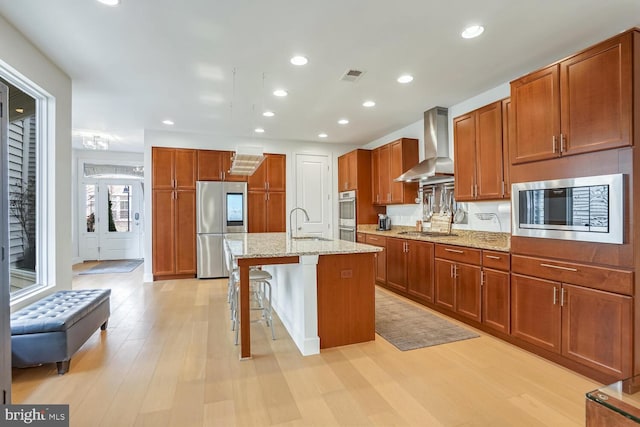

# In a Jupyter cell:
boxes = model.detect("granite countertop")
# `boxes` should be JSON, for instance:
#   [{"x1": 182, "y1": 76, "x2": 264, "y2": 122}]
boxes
[
  {"x1": 225, "y1": 232, "x2": 382, "y2": 259},
  {"x1": 357, "y1": 224, "x2": 510, "y2": 252}
]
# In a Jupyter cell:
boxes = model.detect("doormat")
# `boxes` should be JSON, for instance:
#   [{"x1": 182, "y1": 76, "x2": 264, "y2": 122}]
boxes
[
  {"x1": 375, "y1": 288, "x2": 479, "y2": 351},
  {"x1": 78, "y1": 259, "x2": 143, "y2": 275}
]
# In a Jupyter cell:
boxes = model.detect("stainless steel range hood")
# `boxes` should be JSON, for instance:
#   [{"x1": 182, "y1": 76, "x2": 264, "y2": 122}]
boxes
[{"x1": 394, "y1": 107, "x2": 454, "y2": 184}]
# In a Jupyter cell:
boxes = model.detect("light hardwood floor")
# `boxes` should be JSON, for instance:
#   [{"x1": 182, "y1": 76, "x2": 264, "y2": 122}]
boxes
[{"x1": 11, "y1": 262, "x2": 598, "y2": 426}]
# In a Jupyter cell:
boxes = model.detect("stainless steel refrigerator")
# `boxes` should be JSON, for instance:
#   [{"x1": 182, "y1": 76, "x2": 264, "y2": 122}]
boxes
[{"x1": 196, "y1": 181, "x2": 248, "y2": 278}]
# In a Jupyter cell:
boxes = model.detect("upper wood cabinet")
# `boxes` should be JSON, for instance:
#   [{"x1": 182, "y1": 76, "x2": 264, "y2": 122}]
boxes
[
  {"x1": 510, "y1": 31, "x2": 634, "y2": 164},
  {"x1": 152, "y1": 147, "x2": 197, "y2": 190},
  {"x1": 337, "y1": 149, "x2": 379, "y2": 224},
  {"x1": 372, "y1": 138, "x2": 419, "y2": 205},
  {"x1": 453, "y1": 99, "x2": 509, "y2": 201},
  {"x1": 248, "y1": 153, "x2": 286, "y2": 192},
  {"x1": 197, "y1": 150, "x2": 246, "y2": 182},
  {"x1": 247, "y1": 153, "x2": 286, "y2": 233}
]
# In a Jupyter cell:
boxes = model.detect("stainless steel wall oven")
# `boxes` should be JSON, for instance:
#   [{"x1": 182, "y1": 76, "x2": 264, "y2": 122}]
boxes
[{"x1": 338, "y1": 190, "x2": 356, "y2": 241}]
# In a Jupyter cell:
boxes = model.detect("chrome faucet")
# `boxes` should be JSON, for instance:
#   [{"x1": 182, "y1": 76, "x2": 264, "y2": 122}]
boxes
[{"x1": 289, "y1": 207, "x2": 310, "y2": 238}]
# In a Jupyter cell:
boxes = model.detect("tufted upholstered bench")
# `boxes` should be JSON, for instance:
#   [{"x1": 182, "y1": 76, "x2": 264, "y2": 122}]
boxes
[{"x1": 11, "y1": 289, "x2": 111, "y2": 374}]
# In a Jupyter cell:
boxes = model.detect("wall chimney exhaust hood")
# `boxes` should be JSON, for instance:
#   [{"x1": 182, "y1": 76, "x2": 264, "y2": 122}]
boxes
[
  {"x1": 394, "y1": 107, "x2": 454, "y2": 184},
  {"x1": 228, "y1": 146, "x2": 265, "y2": 176}
]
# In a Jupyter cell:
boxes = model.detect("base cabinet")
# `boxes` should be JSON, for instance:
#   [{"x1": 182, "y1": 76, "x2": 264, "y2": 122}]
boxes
[
  {"x1": 385, "y1": 238, "x2": 434, "y2": 303},
  {"x1": 365, "y1": 235, "x2": 386, "y2": 284},
  {"x1": 511, "y1": 273, "x2": 632, "y2": 379},
  {"x1": 434, "y1": 245, "x2": 482, "y2": 322},
  {"x1": 482, "y1": 250, "x2": 511, "y2": 334}
]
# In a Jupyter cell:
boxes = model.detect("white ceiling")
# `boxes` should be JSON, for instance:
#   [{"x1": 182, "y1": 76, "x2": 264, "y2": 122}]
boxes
[{"x1": 0, "y1": 0, "x2": 638, "y2": 153}]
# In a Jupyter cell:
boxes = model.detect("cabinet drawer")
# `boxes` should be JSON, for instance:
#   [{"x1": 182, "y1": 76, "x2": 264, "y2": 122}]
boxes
[
  {"x1": 511, "y1": 255, "x2": 633, "y2": 295},
  {"x1": 435, "y1": 244, "x2": 481, "y2": 265},
  {"x1": 365, "y1": 234, "x2": 386, "y2": 247},
  {"x1": 356, "y1": 232, "x2": 366, "y2": 243},
  {"x1": 483, "y1": 250, "x2": 510, "y2": 271}
]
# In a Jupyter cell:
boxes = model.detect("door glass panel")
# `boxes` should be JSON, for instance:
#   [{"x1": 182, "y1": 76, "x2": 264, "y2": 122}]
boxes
[
  {"x1": 107, "y1": 185, "x2": 132, "y2": 232},
  {"x1": 86, "y1": 184, "x2": 96, "y2": 232}
]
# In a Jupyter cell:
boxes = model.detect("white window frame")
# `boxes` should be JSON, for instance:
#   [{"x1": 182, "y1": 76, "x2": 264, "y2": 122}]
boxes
[{"x1": 0, "y1": 60, "x2": 54, "y2": 305}]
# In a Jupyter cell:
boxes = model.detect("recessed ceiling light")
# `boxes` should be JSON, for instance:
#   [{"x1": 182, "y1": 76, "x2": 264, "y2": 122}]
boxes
[
  {"x1": 273, "y1": 89, "x2": 288, "y2": 97},
  {"x1": 263, "y1": 111, "x2": 275, "y2": 117},
  {"x1": 397, "y1": 74, "x2": 413, "y2": 84},
  {"x1": 338, "y1": 119, "x2": 349, "y2": 125},
  {"x1": 254, "y1": 127, "x2": 265, "y2": 133},
  {"x1": 362, "y1": 100, "x2": 376, "y2": 108},
  {"x1": 162, "y1": 119, "x2": 174, "y2": 125},
  {"x1": 15, "y1": 108, "x2": 24, "y2": 113},
  {"x1": 290, "y1": 55, "x2": 308, "y2": 66},
  {"x1": 318, "y1": 133, "x2": 328, "y2": 138},
  {"x1": 97, "y1": 0, "x2": 120, "y2": 6},
  {"x1": 461, "y1": 25, "x2": 484, "y2": 39}
]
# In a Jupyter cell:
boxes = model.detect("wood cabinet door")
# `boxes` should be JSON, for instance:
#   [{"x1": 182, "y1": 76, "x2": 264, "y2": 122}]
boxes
[
  {"x1": 482, "y1": 268, "x2": 510, "y2": 334},
  {"x1": 389, "y1": 141, "x2": 405, "y2": 204},
  {"x1": 174, "y1": 149, "x2": 197, "y2": 190},
  {"x1": 372, "y1": 149, "x2": 381, "y2": 204},
  {"x1": 378, "y1": 146, "x2": 390, "y2": 204},
  {"x1": 152, "y1": 189, "x2": 176, "y2": 276},
  {"x1": 247, "y1": 159, "x2": 268, "y2": 191},
  {"x1": 365, "y1": 235, "x2": 386, "y2": 283},
  {"x1": 346, "y1": 151, "x2": 357, "y2": 190},
  {"x1": 511, "y1": 274, "x2": 561, "y2": 353},
  {"x1": 266, "y1": 191, "x2": 286, "y2": 232},
  {"x1": 501, "y1": 98, "x2": 512, "y2": 198},
  {"x1": 434, "y1": 258, "x2": 455, "y2": 311},
  {"x1": 222, "y1": 151, "x2": 247, "y2": 182},
  {"x1": 174, "y1": 190, "x2": 196, "y2": 274},
  {"x1": 385, "y1": 238, "x2": 407, "y2": 292},
  {"x1": 453, "y1": 113, "x2": 476, "y2": 201},
  {"x1": 197, "y1": 150, "x2": 224, "y2": 181},
  {"x1": 561, "y1": 284, "x2": 632, "y2": 378},
  {"x1": 266, "y1": 154, "x2": 286, "y2": 192},
  {"x1": 152, "y1": 147, "x2": 174, "y2": 189},
  {"x1": 406, "y1": 240, "x2": 434, "y2": 303},
  {"x1": 475, "y1": 101, "x2": 504, "y2": 200},
  {"x1": 337, "y1": 154, "x2": 348, "y2": 191},
  {"x1": 247, "y1": 191, "x2": 267, "y2": 233},
  {"x1": 455, "y1": 263, "x2": 482, "y2": 322},
  {"x1": 511, "y1": 64, "x2": 560, "y2": 164},
  {"x1": 560, "y1": 33, "x2": 632, "y2": 156}
]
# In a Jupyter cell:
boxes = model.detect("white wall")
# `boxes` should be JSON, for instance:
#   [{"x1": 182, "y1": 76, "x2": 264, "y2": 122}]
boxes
[
  {"x1": 142, "y1": 130, "x2": 360, "y2": 282},
  {"x1": 0, "y1": 15, "x2": 73, "y2": 309},
  {"x1": 362, "y1": 83, "x2": 512, "y2": 233}
]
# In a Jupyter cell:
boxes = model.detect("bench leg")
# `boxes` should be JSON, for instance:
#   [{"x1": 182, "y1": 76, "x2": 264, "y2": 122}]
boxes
[
  {"x1": 100, "y1": 320, "x2": 108, "y2": 330},
  {"x1": 57, "y1": 360, "x2": 70, "y2": 375}
]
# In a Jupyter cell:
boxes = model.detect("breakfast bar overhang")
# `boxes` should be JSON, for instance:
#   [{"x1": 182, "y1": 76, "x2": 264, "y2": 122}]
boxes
[{"x1": 225, "y1": 233, "x2": 382, "y2": 359}]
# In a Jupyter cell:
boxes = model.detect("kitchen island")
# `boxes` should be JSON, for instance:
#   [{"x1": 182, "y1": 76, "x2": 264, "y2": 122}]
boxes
[{"x1": 225, "y1": 233, "x2": 382, "y2": 359}]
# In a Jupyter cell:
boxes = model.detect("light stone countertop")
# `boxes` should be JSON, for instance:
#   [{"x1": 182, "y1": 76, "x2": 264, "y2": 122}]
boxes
[
  {"x1": 357, "y1": 224, "x2": 510, "y2": 252},
  {"x1": 225, "y1": 232, "x2": 382, "y2": 259}
]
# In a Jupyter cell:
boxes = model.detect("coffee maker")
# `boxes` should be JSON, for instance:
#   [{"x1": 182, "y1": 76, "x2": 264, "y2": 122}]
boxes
[{"x1": 377, "y1": 214, "x2": 391, "y2": 231}]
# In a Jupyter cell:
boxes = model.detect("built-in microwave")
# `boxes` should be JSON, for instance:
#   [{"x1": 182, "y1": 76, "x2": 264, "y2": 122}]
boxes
[{"x1": 511, "y1": 173, "x2": 624, "y2": 244}]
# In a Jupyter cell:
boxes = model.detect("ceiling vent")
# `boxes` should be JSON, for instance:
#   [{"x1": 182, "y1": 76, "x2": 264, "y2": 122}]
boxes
[{"x1": 340, "y1": 69, "x2": 365, "y2": 82}]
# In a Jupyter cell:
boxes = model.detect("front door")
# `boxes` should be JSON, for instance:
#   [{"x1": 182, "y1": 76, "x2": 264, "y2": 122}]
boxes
[{"x1": 81, "y1": 181, "x2": 143, "y2": 260}]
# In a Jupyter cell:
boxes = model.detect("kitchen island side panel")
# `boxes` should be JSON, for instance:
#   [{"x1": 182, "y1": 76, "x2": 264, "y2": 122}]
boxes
[{"x1": 317, "y1": 252, "x2": 376, "y2": 349}]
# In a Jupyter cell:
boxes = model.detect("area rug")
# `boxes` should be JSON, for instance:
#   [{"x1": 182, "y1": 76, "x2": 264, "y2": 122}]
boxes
[
  {"x1": 375, "y1": 288, "x2": 479, "y2": 351},
  {"x1": 78, "y1": 259, "x2": 143, "y2": 275}
]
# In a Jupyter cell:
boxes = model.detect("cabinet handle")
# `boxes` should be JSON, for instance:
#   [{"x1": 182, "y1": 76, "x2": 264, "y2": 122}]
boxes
[
  {"x1": 450, "y1": 264, "x2": 454, "y2": 278},
  {"x1": 553, "y1": 287, "x2": 558, "y2": 305},
  {"x1": 222, "y1": 171, "x2": 226, "y2": 180},
  {"x1": 387, "y1": 192, "x2": 391, "y2": 202},
  {"x1": 486, "y1": 255, "x2": 501, "y2": 260},
  {"x1": 540, "y1": 263, "x2": 578, "y2": 272},
  {"x1": 445, "y1": 248, "x2": 464, "y2": 254},
  {"x1": 560, "y1": 288, "x2": 566, "y2": 306},
  {"x1": 480, "y1": 271, "x2": 484, "y2": 286},
  {"x1": 453, "y1": 265, "x2": 457, "y2": 278},
  {"x1": 471, "y1": 184, "x2": 474, "y2": 197},
  {"x1": 560, "y1": 134, "x2": 566, "y2": 153},
  {"x1": 264, "y1": 193, "x2": 268, "y2": 201},
  {"x1": 501, "y1": 181, "x2": 506, "y2": 197},
  {"x1": 267, "y1": 182, "x2": 270, "y2": 191},
  {"x1": 552, "y1": 135, "x2": 557, "y2": 153}
]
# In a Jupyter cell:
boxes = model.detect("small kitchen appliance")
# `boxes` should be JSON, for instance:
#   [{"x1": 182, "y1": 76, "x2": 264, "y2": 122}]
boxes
[{"x1": 377, "y1": 214, "x2": 391, "y2": 231}]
